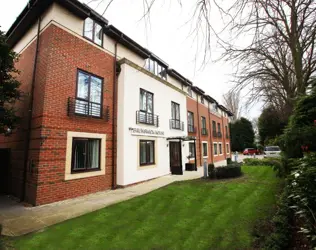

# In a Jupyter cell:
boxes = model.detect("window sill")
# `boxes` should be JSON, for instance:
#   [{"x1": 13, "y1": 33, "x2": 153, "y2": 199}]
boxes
[
  {"x1": 203, "y1": 156, "x2": 208, "y2": 158},
  {"x1": 138, "y1": 164, "x2": 156, "y2": 170},
  {"x1": 65, "y1": 167, "x2": 105, "y2": 181}
]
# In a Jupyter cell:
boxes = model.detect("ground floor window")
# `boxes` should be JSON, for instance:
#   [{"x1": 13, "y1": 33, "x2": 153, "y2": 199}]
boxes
[
  {"x1": 219, "y1": 143, "x2": 223, "y2": 155},
  {"x1": 202, "y1": 142, "x2": 208, "y2": 157},
  {"x1": 189, "y1": 142, "x2": 195, "y2": 158},
  {"x1": 213, "y1": 143, "x2": 218, "y2": 155},
  {"x1": 226, "y1": 143, "x2": 230, "y2": 153},
  {"x1": 72, "y1": 138, "x2": 101, "y2": 172},
  {"x1": 140, "y1": 140, "x2": 155, "y2": 165}
]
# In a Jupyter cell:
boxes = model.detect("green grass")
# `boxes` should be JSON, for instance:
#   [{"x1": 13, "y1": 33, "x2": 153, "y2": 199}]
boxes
[{"x1": 13, "y1": 166, "x2": 281, "y2": 250}]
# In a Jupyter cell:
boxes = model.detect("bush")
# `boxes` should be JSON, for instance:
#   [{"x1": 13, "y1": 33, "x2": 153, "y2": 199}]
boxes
[
  {"x1": 214, "y1": 164, "x2": 242, "y2": 179},
  {"x1": 226, "y1": 158, "x2": 232, "y2": 164},
  {"x1": 264, "y1": 186, "x2": 291, "y2": 250},
  {"x1": 208, "y1": 164, "x2": 216, "y2": 179},
  {"x1": 243, "y1": 157, "x2": 287, "y2": 177}
]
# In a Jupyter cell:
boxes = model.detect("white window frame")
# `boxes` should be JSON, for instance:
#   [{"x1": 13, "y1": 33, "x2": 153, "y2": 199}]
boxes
[
  {"x1": 202, "y1": 141, "x2": 208, "y2": 158},
  {"x1": 219, "y1": 142, "x2": 223, "y2": 155},
  {"x1": 213, "y1": 142, "x2": 218, "y2": 156},
  {"x1": 65, "y1": 131, "x2": 106, "y2": 181}
]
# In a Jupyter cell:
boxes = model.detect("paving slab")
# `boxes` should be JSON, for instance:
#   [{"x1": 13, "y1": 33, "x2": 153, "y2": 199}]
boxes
[{"x1": 0, "y1": 168, "x2": 203, "y2": 236}]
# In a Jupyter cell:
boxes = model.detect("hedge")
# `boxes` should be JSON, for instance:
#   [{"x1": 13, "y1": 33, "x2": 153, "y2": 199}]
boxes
[{"x1": 208, "y1": 163, "x2": 242, "y2": 179}]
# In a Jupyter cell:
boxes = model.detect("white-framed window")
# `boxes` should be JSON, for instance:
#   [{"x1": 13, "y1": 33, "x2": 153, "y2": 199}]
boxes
[
  {"x1": 219, "y1": 143, "x2": 223, "y2": 155},
  {"x1": 65, "y1": 132, "x2": 106, "y2": 181},
  {"x1": 226, "y1": 143, "x2": 230, "y2": 154},
  {"x1": 202, "y1": 141, "x2": 208, "y2": 158},
  {"x1": 189, "y1": 142, "x2": 195, "y2": 158},
  {"x1": 213, "y1": 143, "x2": 218, "y2": 155}
]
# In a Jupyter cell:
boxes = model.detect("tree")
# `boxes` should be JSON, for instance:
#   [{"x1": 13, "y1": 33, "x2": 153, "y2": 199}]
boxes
[
  {"x1": 222, "y1": 90, "x2": 242, "y2": 121},
  {"x1": 0, "y1": 29, "x2": 21, "y2": 135},
  {"x1": 258, "y1": 106, "x2": 286, "y2": 145},
  {"x1": 230, "y1": 117, "x2": 255, "y2": 152},
  {"x1": 88, "y1": 0, "x2": 316, "y2": 118}
]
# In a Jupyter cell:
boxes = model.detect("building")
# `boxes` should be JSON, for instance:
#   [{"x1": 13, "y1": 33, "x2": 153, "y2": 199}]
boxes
[{"x1": 0, "y1": 0, "x2": 233, "y2": 206}]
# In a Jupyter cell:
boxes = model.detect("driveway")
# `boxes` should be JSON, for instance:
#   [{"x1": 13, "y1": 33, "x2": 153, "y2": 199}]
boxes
[{"x1": 0, "y1": 168, "x2": 203, "y2": 236}]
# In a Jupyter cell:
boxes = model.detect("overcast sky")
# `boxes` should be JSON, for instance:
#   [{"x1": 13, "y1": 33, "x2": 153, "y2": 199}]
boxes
[{"x1": 0, "y1": 0, "x2": 261, "y2": 118}]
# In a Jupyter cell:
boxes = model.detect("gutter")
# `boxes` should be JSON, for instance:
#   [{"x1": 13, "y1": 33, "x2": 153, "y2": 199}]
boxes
[{"x1": 21, "y1": 16, "x2": 41, "y2": 203}]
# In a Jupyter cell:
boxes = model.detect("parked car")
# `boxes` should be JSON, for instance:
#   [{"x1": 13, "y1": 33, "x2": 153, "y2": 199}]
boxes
[
  {"x1": 264, "y1": 146, "x2": 281, "y2": 157},
  {"x1": 243, "y1": 148, "x2": 258, "y2": 155}
]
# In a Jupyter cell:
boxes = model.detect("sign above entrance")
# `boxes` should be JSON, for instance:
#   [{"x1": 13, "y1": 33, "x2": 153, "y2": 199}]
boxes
[{"x1": 128, "y1": 127, "x2": 165, "y2": 137}]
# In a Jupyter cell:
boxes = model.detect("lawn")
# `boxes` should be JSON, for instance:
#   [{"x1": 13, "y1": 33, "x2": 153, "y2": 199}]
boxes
[{"x1": 13, "y1": 166, "x2": 281, "y2": 250}]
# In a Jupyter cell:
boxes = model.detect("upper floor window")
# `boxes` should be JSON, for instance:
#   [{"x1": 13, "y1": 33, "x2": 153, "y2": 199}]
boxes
[
  {"x1": 83, "y1": 18, "x2": 103, "y2": 46},
  {"x1": 188, "y1": 86, "x2": 192, "y2": 97},
  {"x1": 138, "y1": 89, "x2": 156, "y2": 125},
  {"x1": 201, "y1": 116, "x2": 206, "y2": 129},
  {"x1": 212, "y1": 121, "x2": 216, "y2": 132},
  {"x1": 212, "y1": 103, "x2": 218, "y2": 112},
  {"x1": 201, "y1": 96, "x2": 204, "y2": 104},
  {"x1": 217, "y1": 123, "x2": 221, "y2": 133},
  {"x1": 187, "y1": 111, "x2": 195, "y2": 133},
  {"x1": 145, "y1": 59, "x2": 167, "y2": 80},
  {"x1": 75, "y1": 70, "x2": 103, "y2": 117},
  {"x1": 170, "y1": 101, "x2": 183, "y2": 130}
]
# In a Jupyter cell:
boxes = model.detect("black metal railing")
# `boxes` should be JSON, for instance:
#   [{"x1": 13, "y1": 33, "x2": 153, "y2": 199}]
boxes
[
  {"x1": 187, "y1": 124, "x2": 196, "y2": 133},
  {"x1": 217, "y1": 132, "x2": 223, "y2": 138},
  {"x1": 170, "y1": 119, "x2": 184, "y2": 130},
  {"x1": 136, "y1": 111, "x2": 159, "y2": 127},
  {"x1": 212, "y1": 130, "x2": 217, "y2": 137},
  {"x1": 67, "y1": 97, "x2": 110, "y2": 121},
  {"x1": 201, "y1": 128, "x2": 208, "y2": 135}
]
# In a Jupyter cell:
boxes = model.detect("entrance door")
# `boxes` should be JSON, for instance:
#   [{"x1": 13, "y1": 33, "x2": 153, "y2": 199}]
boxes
[
  {"x1": 0, "y1": 149, "x2": 10, "y2": 194},
  {"x1": 169, "y1": 141, "x2": 183, "y2": 175}
]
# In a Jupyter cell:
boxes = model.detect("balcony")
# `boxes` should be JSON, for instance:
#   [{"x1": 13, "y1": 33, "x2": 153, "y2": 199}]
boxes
[
  {"x1": 201, "y1": 128, "x2": 208, "y2": 136},
  {"x1": 218, "y1": 132, "x2": 223, "y2": 138},
  {"x1": 212, "y1": 131, "x2": 217, "y2": 138},
  {"x1": 67, "y1": 97, "x2": 110, "y2": 121},
  {"x1": 136, "y1": 111, "x2": 159, "y2": 127},
  {"x1": 187, "y1": 124, "x2": 196, "y2": 133},
  {"x1": 170, "y1": 119, "x2": 184, "y2": 131}
]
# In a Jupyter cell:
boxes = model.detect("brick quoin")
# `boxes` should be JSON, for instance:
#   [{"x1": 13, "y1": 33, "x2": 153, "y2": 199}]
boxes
[{"x1": 0, "y1": 24, "x2": 116, "y2": 206}]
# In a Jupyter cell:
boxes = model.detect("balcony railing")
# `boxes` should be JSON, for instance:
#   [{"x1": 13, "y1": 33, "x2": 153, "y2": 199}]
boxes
[
  {"x1": 136, "y1": 111, "x2": 159, "y2": 127},
  {"x1": 187, "y1": 124, "x2": 196, "y2": 133},
  {"x1": 67, "y1": 97, "x2": 110, "y2": 121},
  {"x1": 212, "y1": 131, "x2": 217, "y2": 137},
  {"x1": 201, "y1": 128, "x2": 208, "y2": 135},
  {"x1": 218, "y1": 132, "x2": 223, "y2": 138},
  {"x1": 170, "y1": 119, "x2": 184, "y2": 131}
]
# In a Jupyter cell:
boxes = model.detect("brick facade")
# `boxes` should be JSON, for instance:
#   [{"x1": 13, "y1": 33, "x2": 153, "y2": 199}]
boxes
[{"x1": 1, "y1": 24, "x2": 116, "y2": 205}]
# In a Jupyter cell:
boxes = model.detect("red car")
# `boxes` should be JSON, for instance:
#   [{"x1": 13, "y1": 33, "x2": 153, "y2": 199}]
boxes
[{"x1": 243, "y1": 148, "x2": 258, "y2": 155}]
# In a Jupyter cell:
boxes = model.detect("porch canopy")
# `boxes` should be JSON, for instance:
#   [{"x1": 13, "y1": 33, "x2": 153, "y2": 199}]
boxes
[{"x1": 166, "y1": 136, "x2": 197, "y2": 172}]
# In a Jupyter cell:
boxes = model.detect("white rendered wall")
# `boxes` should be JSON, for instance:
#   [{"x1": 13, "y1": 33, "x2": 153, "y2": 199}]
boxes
[{"x1": 117, "y1": 63, "x2": 188, "y2": 186}]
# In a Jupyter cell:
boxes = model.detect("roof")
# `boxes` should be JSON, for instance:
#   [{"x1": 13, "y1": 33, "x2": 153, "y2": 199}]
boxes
[
  {"x1": 167, "y1": 69, "x2": 192, "y2": 86},
  {"x1": 192, "y1": 86, "x2": 205, "y2": 95},
  {"x1": 6, "y1": 0, "x2": 109, "y2": 48},
  {"x1": 205, "y1": 95, "x2": 218, "y2": 104}
]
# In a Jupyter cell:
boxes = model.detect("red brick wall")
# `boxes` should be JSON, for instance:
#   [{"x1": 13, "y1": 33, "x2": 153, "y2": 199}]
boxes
[{"x1": 1, "y1": 24, "x2": 116, "y2": 205}]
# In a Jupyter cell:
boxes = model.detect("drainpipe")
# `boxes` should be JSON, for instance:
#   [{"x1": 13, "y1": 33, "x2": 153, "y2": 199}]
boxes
[
  {"x1": 196, "y1": 94, "x2": 201, "y2": 167},
  {"x1": 21, "y1": 17, "x2": 41, "y2": 202},
  {"x1": 208, "y1": 102, "x2": 214, "y2": 164},
  {"x1": 111, "y1": 41, "x2": 118, "y2": 190}
]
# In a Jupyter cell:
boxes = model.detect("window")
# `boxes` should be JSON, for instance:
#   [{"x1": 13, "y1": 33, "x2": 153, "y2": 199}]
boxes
[
  {"x1": 75, "y1": 70, "x2": 103, "y2": 117},
  {"x1": 145, "y1": 59, "x2": 167, "y2": 80},
  {"x1": 83, "y1": 18, "x2": 103, "y2": 46},
  {"x1": 213, "y1": 143, "x2": 218, "y2": 155},
  {"x1": 225, "y1": 126, "x2": 229, "y2": 138},
  {"x1": 202, "y1": 142, "x2": 208, "y2": 157},
  {"x1": 187, "y1": 111, "x2": 194, "y2": 133},
  {"x1": 217, "y1": 123, "x2": 221, "y2": 133},
  {"x1": 188, "y1": 86, "x2": 192, "y2": 97},
  {"x1": 171, "y1": 102, "x2": 181, "y2": 129},
  {"x1": 140, "y1": 140, "x2": 155, "y2": 165},
  {"x1": 201, "y1": 116, "x2": 207, "y2": 135},
  {"x1": 219, "y1": 143, "x2": 223, "y2": 154},
  {"x1": 212, "y1": 120, "x2": 217, "y2": 136},
  {"x1": 226, "y1": 143, "x2": 230, "y2": 153},
  {"x1": 71, "y1": 138, "x2": 101, "y2": 172},
  {"x1": 201, "y1": 96, "x2": 204, "y2": 104},
  {"x1": 189, "y1": 142, "x2": 195, "y2": 158},
  {"x1": 139, "y1": 89, "x2": 154, "y2": 124}
]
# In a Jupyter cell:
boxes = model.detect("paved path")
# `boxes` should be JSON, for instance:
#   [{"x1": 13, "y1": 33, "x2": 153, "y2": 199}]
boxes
[{"x1": 0, "y1": 168, "x2": 203, "y2": 236}]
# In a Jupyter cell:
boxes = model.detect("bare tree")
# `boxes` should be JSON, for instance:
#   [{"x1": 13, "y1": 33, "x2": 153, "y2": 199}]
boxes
[
  {"x1": 85, "y1": 0, "x2": 316, "y2": 117},
  {"x1": 222, "y1": 90, "x2": 242, "y2": 121}
]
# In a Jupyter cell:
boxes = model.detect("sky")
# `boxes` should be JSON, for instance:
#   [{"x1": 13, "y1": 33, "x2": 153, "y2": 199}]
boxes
[{"x1": 0, "y1": 0, "x2": 262, "y2": 118}]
